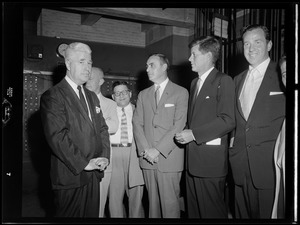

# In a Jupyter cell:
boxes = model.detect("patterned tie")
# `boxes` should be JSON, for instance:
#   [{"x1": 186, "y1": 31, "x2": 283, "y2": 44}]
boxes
[
  {"x1": 120, "y1": 107, "x2": 129, "y2": 145},
  {"x1": 155, "y1": 85, "x2": 161, "y2": 107},
  {"x1": 77, "y1": 85, "x2": 88, "y2": 113},
  {"x1": 240, "y1": 68, "x2": 256, "y2": 120}
]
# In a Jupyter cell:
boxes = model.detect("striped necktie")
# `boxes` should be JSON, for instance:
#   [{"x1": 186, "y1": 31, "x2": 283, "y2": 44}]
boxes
[{"x1": 120, "y1": 107, "x2": 129, "y2": 145}]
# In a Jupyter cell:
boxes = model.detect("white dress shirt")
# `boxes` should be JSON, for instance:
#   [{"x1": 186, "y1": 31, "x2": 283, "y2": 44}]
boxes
[{"x1": 110, "y1": 104, "x2": 133, "y2": 144}]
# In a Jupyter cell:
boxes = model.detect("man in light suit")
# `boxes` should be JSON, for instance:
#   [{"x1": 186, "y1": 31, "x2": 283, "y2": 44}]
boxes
[
  {"x1": 133, "y1": 53, "x2": 189, "y2": 218},
  {"x1": 40, "y1": 42, "x2": 110, "y2": 217},
  {"x1": 175, "y1": 36, "x2": 235, "y2": 218},
  {"x1": 229, "y1": 25, "x2": 285, "y2": 218},
  {"x1": 109, "y1": 81, "x2": 144, "y2": 218},
  {"x1": 85, "y1": 67, "x2": 119, "y2": 217}
]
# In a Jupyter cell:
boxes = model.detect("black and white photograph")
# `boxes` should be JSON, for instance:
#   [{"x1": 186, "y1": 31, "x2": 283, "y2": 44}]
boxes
[{"x1": 2, "y1": 2, "x2": 298, "y2": 224}]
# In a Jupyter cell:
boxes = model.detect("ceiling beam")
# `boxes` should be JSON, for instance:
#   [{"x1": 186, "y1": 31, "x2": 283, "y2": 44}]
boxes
[
  {"x1": 81, "y1": 13, "x2": 102, "y2": 26},
  {"x1": 64, "y1": 7, "x2": 195, "y2": 28}
]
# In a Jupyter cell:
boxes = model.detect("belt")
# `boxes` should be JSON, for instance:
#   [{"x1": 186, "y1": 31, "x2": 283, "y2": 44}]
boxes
[{"x1": 111, "y1": 143, "x2": 132, "y2": 147}]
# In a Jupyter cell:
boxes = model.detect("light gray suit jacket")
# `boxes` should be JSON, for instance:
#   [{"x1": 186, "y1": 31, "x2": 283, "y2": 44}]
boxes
[{"x1": 133, "y1": 80, "x2": 189, "y2": 172}]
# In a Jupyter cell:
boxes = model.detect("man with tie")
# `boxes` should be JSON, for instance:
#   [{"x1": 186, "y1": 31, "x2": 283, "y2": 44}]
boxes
[
  {"x1": 40, "y1": 42, "x2": 110, "y2": 217},
  {"x1": 229, "y1": 24, "x2": 285, "y2": 218},
  {"x1": 109, "y1": 81, "x2": 144, "y2": 218},
  {"x1": 175, "y1": 36, "x2": 235, "y2": 218},
  {"x1": 133, "y1": 53, "x2": 189, "y2": 218}
]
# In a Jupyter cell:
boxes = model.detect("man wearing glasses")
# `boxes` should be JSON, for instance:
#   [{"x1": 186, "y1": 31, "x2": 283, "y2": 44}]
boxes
[{"x1": 108, "y1": 81, "x2": 145, "y2": 218}]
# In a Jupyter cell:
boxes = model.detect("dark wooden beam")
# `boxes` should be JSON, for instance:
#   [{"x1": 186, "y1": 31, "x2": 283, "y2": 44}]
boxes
[
  {"x1": 81, "y1": 13, "x2": 102, "y2": 26},
  {"x1": 65, "y1": 7, "x2": 195, "y2": 28}
]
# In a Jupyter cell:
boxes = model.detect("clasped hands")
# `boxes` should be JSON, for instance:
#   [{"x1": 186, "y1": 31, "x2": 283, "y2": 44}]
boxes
[
  {"x1": 175, "y1": 129, "x2": 194, "y2": 145},
  {"x1": 141, "y1": 148, "x2": 160, "y2": 165},
  {"x1": 84, "y1": 157, "x2": 109, "y2": 171}
]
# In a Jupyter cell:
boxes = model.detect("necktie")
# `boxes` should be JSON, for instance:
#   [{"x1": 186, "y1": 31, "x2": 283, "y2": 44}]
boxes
[
  {"x1": 155, "y1": 85, "x2": 160, "y2": 107},
  {"x1": 120, "y1": 108, "x2": 129, "y2": 145},
  {"x1": 77, "y1": 85, "x2": 88, "y2": 113},
  {"x1": 240, "y1": 68, "x2": 256, "y2": 120},
  {"x1": 192, "y1": 78, "x2": 201, "y2": 106}
]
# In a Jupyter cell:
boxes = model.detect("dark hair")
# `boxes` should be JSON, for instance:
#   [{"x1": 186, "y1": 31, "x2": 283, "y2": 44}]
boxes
[
  {"x1": 112, "y1": 81, "x2": 130, "y2": 91},
  {"x1": 148, "y1": 53, "x2": 170, "y2": 71},
  {"x1": 188, "y1": 36, "x2": 221, "y2": 64},
  {"x1": 241, "y1": 24, "x2": 270, "y2": 41},
  {"x1": 279, "y1": 54, "x2": 286, "y2": 67}
]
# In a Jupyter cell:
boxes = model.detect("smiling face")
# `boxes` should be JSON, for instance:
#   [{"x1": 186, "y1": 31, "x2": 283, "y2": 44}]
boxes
[
  {"x1": 112, "y1": 84, "x2": 132, "y2": 108},
  {"x1": 243, "y1": 27, "x2": 272, "y2": 68}
]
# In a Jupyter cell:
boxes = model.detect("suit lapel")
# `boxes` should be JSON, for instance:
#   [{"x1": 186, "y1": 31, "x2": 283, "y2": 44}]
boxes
[
  {"x1": 60, "y1": 79, "x2": 94, "y2": 128},
  {"x1": 246, "y1": 66, "x2": 273, "y2": 124},
  {"x1": 236, "y1": 71, "x2": 248, "y2": 121},
  {"x1": 191, "y1": 69, "x2": 217, "y2": 117}
]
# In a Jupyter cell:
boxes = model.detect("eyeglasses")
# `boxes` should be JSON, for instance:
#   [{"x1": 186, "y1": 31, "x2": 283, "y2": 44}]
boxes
[{"x1": 114, "y1": 90, "x2": 130, "y2": 97}]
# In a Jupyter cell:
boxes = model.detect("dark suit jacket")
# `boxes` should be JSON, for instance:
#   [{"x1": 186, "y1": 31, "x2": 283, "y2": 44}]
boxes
[
  {"x1": 186, "y1": 68, "x2": 235, "y2": 178},
  {"x1": 229, "y1": 61, "x2": 285, "y2": 189},
  {"x1": 40, "y1": 77, "x2": 110, "y2": 190},
  {"x1": 133, "y1": 80, "x2": 189, "y2": 172}
]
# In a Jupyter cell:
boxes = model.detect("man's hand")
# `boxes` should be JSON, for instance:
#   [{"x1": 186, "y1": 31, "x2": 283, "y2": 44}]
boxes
[
  {"x1": 84, "y1": 157, "x2": 109, "y2": 171},
  {"x1": 175, "y1": 129, "x2": 194, "y2": 144},
  {"x1": 142, "y1": 148, "x2": 160, "y2": 165}
]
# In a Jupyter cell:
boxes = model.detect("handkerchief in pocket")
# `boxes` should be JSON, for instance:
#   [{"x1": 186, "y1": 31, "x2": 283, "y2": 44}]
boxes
[
  {"x1": 165, "y1": 103, "x2": 174, "y2": 107},
  {"x1": 205, "y1": 96, "x2": 210, "y2": 99},
  {"x1": 270, "y1": 91, "x2": 284, "y2": 95},
  {"x1": 206, "y1": 138, "x2": 221, "y2": 145}
]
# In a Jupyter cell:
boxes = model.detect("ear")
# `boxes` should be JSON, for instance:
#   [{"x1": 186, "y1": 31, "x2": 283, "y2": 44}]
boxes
[
  {"x1": 162, "y1": 63, "x2": 168, "y2": 72},
  {"x1": 65, "y1": 59, "x2": 71, "y2": 71},
  {"x1": 112, "y1": 94, "x2": 115, "y2": 101},
  {"x1": 267, "y1": 40, "x2": 273, "y2": 52},
  {"x1": 99, "y1": 78, "x2": 104, "y2": 86},
  {"x1": 129, "y1": 91, "x2": 132, "y2": 99}
]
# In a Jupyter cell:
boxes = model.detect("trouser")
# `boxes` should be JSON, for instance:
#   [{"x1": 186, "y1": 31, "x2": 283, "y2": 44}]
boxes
[{"x1": 143, "y1": 169, "x2": 182, "y2": 218}]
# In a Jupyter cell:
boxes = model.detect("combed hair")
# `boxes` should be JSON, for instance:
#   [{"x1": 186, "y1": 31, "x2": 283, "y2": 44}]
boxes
[
  {"x1": 148, "y1": 53, "x2": 170, "y2": 71},
  {"x1": 112, "y1": 81, "x2": 130, "y2": 91},
  {"x1": 240, "y1": 24, "x2": 270, "y2": 41},
  {"x1": 188, "y1": 36, "x2": 221, "y2": 64},
  {"x1": 65, "y1": 42, "x2": 92, "y2": 59}
]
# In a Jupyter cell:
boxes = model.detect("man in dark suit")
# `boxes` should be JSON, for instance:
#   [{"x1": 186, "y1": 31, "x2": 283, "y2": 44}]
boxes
[
  {"x1": 175, "y1": 36, "x2": 235, "y2": 218},
  {"x1": 229, "y1": 25, "x2": 285, "y2": 218},
  {"x1": 133, "y1": 53, "x2": 189, "y2": 218},
  {"x1": 40, "y1": 42, "x2": 110, "y2": 217}
]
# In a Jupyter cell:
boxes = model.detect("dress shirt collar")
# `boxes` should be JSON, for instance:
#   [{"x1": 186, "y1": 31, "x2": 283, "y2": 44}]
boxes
[
  {"x1": 199, "y1": 66, "x2": 214, "y2": 82},
  {"x1": 249, "y1": 57, "x2": 270, "y2": 79},
  {"x1": 155, "y1": 77, "x2": 169, "y2": 95},
  {"x1": 65, "y1": 75, "x2": 84, "y2": 97},
  {"x1": 117, "y1": 103, "x2": 131, "y2": 112}
]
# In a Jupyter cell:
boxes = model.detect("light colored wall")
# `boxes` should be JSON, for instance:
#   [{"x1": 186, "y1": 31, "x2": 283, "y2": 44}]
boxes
[{"x1": 37, "y1": 9, "x2": 146, "y2": 47}]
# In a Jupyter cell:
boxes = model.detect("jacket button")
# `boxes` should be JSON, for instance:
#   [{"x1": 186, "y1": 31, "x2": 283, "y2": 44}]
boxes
[{"x1": 247, "y1": 145, "x2": 251, "y2": 149}]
